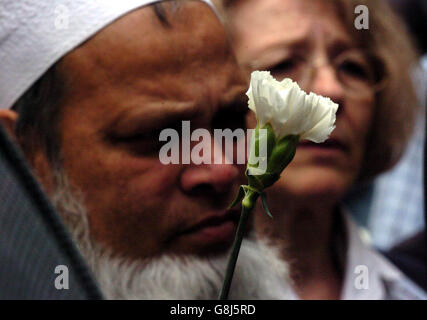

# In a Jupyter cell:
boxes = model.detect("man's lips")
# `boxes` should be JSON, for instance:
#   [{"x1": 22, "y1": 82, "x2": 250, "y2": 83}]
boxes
[{"x1": 176, "y1": 209, "x2": 240, "y2": 245}]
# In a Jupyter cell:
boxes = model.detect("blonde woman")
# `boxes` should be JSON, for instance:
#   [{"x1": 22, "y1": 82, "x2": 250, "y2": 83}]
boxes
[{"x1": 219, "y1": 0, "x2": 425, "y2": 299}]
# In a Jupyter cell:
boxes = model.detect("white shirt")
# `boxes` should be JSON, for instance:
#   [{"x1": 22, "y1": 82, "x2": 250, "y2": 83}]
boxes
[{"x1": 340, "y1": 210, "x2": 426, "y2": 300}]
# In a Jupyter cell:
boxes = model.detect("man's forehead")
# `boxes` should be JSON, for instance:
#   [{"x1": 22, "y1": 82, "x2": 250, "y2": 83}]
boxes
[
  {"x1": 56, "y1": 0, "x2": 246, "y2": 125},
  {"x1": 60, "y1": 1, "x2": 228, "y2": 88}
]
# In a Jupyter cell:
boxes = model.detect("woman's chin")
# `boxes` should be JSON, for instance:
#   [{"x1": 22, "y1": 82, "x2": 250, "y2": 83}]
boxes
[{"x1": 275, "y1": 166, "x2": 356, "y2": 202}]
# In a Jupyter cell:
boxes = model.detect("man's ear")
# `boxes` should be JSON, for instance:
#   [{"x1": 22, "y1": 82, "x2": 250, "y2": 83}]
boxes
[
  {"x1": 0, "y1": 109, "x2": 18, "y2": 139},
  {"x1": 0, "y1": 109, "x2": 54, "y2": 193}
]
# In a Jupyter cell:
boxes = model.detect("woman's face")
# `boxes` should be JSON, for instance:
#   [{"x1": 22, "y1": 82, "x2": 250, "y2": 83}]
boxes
[{"x1": 229, "y1": 0, "x2": 376, "y2": 200}]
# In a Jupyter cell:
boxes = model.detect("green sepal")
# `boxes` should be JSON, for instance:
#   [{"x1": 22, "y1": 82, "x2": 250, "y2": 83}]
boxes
[
  {"x1": 246, "y1": 169, "x2": 280, "y2": 192},
  {"x1": 267, "y1": 134, "x2": 299, "y2": 174},
  {"x1": 247, "y1": 123, "x2": 275, "y2": 174},
  {"x1": 260, "y1": 192, "x2": 273, "y2": 219},
  {"x1": 228, "y1": 185, "x2": 245, "y2": 209},
  {"x1": 245, "y1": 168, "x2": 264, "y2": 191}
]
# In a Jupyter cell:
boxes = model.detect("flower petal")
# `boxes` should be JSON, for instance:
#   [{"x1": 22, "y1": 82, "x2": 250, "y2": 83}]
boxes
[{"x1": 247, "y1": 71, "x2": 338, "y2": 142}]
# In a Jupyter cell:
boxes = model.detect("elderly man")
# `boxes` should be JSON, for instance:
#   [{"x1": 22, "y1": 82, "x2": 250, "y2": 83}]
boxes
[{"x1": 0, "y1": 0, "x2": 291, "y2": 299}]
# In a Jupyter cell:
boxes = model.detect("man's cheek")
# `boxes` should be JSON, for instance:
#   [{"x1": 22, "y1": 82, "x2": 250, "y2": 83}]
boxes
[{"x1": 125, "y1": 163, "x2": 183, "y2": 199}]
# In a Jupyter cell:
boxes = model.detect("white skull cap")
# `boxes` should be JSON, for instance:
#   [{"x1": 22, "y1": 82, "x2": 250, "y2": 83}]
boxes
[{"x1": 0, "y1": 0, "x2": 217, "y2": 110}]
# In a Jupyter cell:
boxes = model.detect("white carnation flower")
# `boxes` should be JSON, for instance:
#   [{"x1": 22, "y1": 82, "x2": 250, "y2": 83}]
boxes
[
  {"x1": 223, "y1": 71, "x2": 339, "y2": 300},
  {"x1": 247, "y1": 71, "x2": 338, "y2": 143}
]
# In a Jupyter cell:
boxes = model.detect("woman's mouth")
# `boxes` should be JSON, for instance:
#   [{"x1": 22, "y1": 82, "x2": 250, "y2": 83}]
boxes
[{"x1": 298, "y1": 138, "x2": 348, "y2": 156}]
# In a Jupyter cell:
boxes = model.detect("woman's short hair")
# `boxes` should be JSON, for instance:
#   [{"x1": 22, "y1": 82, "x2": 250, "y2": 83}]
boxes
[
  {"x1": 331, "y1": 0, "x2": 420, "y2": 180},
  {"x1": 218, "y1": 0, "x2": 420, "y2": 181}
]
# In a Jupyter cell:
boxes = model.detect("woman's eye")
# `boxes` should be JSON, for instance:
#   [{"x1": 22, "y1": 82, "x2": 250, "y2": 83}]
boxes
[
  {"x1": 339, "y1": 60, "x2": 371, "y2": 80},
  {"x1": 270, "y1": 57, "x2": 302, "y2": 79}
]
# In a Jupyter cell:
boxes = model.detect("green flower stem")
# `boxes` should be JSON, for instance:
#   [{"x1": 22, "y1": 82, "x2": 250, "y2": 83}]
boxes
[{"x1": 219, "y1": 189, "x2": 259, "y2": 300}]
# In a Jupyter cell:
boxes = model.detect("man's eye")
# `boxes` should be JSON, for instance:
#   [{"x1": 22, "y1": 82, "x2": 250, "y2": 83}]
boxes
[
  {"x1": 113, "y1": 120, "x2": 184, "y2": 154},
  {"x1": 111, "y1": 129, "x2": 165, "y2": 155},
  {"x1": 212, "y1": 108, "x2": 247, "y2": 131},
  {"x1": 116, "y1": 121, "x2": 182, "y2": 142},
  {"x1": 122, "y1": 131, "x2": 161, "y2": 142}
]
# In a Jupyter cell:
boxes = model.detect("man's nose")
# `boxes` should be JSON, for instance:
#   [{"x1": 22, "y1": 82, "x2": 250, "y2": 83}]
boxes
[{"x1": 180, "y1": 136, "x2": 240, "y2": 195}]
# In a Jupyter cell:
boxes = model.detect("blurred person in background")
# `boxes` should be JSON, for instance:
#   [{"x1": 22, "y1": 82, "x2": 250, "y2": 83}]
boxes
[
  {"x1": 344, "y1": 0, "x2": 426, "y2": 252},
  {"x1": 220, "y1": 0, "x2": 426, "y2": 299}
]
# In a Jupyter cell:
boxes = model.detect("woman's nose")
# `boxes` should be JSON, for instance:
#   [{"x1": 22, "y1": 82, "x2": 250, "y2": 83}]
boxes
[{"x1": 310, "y1": 65, "x2": 345, "y2": 108}]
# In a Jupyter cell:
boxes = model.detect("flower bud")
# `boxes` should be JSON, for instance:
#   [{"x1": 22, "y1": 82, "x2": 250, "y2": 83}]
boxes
[{"x1": 246, "y1": 123, "x2": 299, "y2": 192}]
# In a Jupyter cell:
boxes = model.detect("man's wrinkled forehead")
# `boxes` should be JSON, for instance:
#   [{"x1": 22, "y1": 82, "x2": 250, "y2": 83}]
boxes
[{"x1": 60, "y1": 1, "x2": 232, "y2": 100}]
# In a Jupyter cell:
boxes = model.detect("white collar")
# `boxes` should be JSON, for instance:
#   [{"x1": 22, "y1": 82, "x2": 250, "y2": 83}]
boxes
[
  {"x1": 340, "y1": 208, "x2": 402, "y2": 299},
  {"x1": 339, "y1": 207, "x2": 427, "y2": 300}
]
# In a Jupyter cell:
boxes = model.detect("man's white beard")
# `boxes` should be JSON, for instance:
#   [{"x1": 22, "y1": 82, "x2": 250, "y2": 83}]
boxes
[{"x1": 51, "y1": 171, "x2": 293, "y2": 300}]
